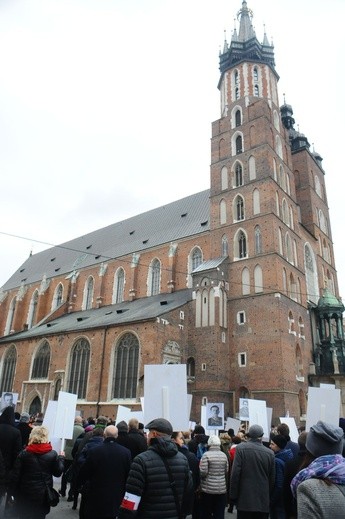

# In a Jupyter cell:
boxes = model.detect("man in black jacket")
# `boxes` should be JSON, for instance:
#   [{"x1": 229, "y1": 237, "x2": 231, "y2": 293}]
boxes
[
  {"x1": 78, "y1": 425, "x2": 131, "y2": 519},
  {"x1": 118, "y1": 418, "x2": 193, "y2": 519}
]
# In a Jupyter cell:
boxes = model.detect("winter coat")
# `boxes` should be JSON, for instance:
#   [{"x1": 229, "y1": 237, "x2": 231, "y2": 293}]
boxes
[
  {"x1": 126, "y1": 428, "x2": 148, "y2": 459},
  {"x1": 17, "y1": 422, "x2": 32, "y2": 448},
  {"x1": 179, "y1": 445, "x2": 200, "y2": 491},
  {"x1": 188, "y1": 433, "x2": 209, "y2": 456},
  {"x1": 78, "y1": 437, "x2": 131, "y2": 519},
  {"x1": 118, "y1": 436, "x2": 193, "y2": 519},
  {"x1": 297, "y1": 478, "x2": 345, "y2": 519},
  {"x1": 271, "y1": 448, "x2": 293, "y2": 507},
  {"x1": 10, "y1": 445, "x2": 64, "y2": 510},
  {"x1": 65, "y1": 423, "x2": 85, "y2": 460},
  {"x1": 0, "y1": 448, "x2": 6, "y2": 495},
  {"x1": 0, "y1": 406, "x2": 22, "y2": 478},
  {"x1": 77, "y1": 434, "x2": 104, "y2": 465},
  {"x1": 230, "y1": 439, "x2": 275, "y2": 513},
  {"x1": 199, "y1": 445, "x2": 228, "y2": 494}
]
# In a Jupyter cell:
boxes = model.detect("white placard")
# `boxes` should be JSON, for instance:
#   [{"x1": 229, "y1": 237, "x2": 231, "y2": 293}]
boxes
[
  {"x1": 279, "y1": 416, "x2": 299, "y2": 443},
  {"x1": 239, "y1": 398, "x2": 250, "y2": 421},
  {"x1": 248, "y1": 399, "x2": 268, "y2": 438},
  {"x1": 187, "y1": 394, "x2": 193, "y2": 421},
  {"x1": 206, "y1": 402, "x2": 224, "y2": 429},
  {"x1": 225, "y1": 417, "x2": 241, "y2": 434},
  {"x1": 53, "y1": 391, "x2": 77, "y2": 440},
  {"x1": 128, "y1": 411, "x2": 144, "y2": 424},
  {"x1": 116, "y1": 405, "x2": 131, "y2": 424},
  {"x1": 320, "y1": 383, "x2": 336, "y2": 389},
  {"x1": 0, "y1": 392, "x2": 18, "y2": 411},
  {"x1": 306, "y1": 387, "x2": 341, "y2": 431},
  {"x1": 264, "y1": 408, "x2": 273, "y2": 442},
  {"x1": 144, "y1": 364, "x2": 189, "y2": 431},
  {"x1": 43, "y1": 401, "x2": 58, "y2": 438},
  {"x1": 201, "y1": 405, "x2": 215, "y2": 436}
]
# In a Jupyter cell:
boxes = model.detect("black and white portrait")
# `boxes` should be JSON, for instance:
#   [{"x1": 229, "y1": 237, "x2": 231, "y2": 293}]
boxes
[
  {"x1": 0, "y1": 392, "x2": 18, "y2": 412},
  {"x1": 239, "y1": 398, "x2": 249, "y2": 421},
  {"x1": 207, "y1": 403, "x2": 224, "y2": 429}
]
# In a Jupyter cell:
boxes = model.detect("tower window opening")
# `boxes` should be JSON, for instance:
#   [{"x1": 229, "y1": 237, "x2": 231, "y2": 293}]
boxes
[{"x1": 236, "y1": 135, "x2": 243, "y2": 154}]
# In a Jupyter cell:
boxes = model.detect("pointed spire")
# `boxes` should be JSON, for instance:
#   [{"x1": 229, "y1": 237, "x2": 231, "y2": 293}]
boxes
[
  {"x1": 232, "y1": 17, "x2": 238, "y2": 42},
  {"x1": 263, "y1": 24, "x2": 270, "y2": 46},
  {"x1": 223, "y1": 29, "x2": 229, "y2": 52},
  {"x1": 237, "y1": 0, "x2": 255, "y2": 42}
]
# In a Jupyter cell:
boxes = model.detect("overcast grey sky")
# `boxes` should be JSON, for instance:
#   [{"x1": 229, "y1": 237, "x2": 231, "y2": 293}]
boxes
[{"x1": 0, "y1": 0, "x2": 344, "y2": 298}]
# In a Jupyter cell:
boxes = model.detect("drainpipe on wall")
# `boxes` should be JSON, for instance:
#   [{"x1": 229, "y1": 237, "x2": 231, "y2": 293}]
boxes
[{"x1": 96, "y1": 326, "x2": 108, "y2": 418}]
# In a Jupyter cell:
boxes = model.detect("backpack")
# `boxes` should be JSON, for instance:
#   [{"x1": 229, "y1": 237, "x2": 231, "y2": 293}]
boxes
[{"x1": 196, "y1": 442, "x2": 208, "y2": 461}]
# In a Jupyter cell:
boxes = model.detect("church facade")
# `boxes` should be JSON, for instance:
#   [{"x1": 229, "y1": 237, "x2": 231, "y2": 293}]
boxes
[{"x1": 0, "y1": 1, "x2": 344, "y2": 423}]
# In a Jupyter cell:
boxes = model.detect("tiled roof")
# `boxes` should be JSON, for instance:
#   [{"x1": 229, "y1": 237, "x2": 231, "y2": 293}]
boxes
[
  {"x1": 2, "y1": 190, "x2": 210, "y2": 291},
  {"x1": 192, "y1": 257, "x2": 225, "y2": 273},
  {"x1": 0, "y1": 289, "x2": 193, "y2": 342}
]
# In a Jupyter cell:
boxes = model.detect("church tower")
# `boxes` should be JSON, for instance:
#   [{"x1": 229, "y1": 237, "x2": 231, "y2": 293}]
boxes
[{"x1": 209, "y1": 1, "x2": 342, "y2": 420}]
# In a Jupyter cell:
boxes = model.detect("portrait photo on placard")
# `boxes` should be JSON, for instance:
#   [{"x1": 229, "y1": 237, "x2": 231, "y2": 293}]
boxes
[
  {"x1": 239, "y1": 398, "x2": 249, "y2": 421},
  {"x1": 206, "y1": 402, "x2": 224, "y2": 429},
  {"x1": 0, "y1": 391, "x2": 18, "y2": 411}
]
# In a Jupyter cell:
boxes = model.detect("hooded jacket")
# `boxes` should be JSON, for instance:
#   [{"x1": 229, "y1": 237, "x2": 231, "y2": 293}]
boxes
[{"x1": 118, "y1": 436, "x2": 193, "y2": 519}]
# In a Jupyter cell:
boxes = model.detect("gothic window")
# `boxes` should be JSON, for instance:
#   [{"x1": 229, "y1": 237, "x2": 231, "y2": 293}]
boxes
[
  {"x1": 279, "y1": 165, "x2": 286, "y2": 191},
  {"x1": 289, "y1": 274, "x2": 298, "y2": 302},
  {"x1": 254, "y1": 265, "x2": 263, "y2": 293},
  {"x1": 304, "y1": 243, "x2": 319, "y2": 304},
  {"x1": 191, "y1": 248, "x2": 202, "y2": 271},
  {"x1": 249, "y1": 155, "x2": 256, "y2": 180},
  {"x1": 289, "y1": 207, "x2": 294, "y2": 230},
  {"x1": 234, "y1": 70, "x2": 239, "y2": 86},
  {"x1": 275, "y1": 135, "x2": 283, "y2": 159},
  {"x1": 293, "y1": 240, "x2": 298, "y2": 267},
  {"x1": 253, "y1": 67, "x2": 259, "y2": 81},
  {"x1": 273, "y1": 111, "x2": 280, "y2": 131},
  {"x1": 82, "y1": 276, "x2": 94, "y2": 310},
  {"x1": 255, "y1": 226, "x2": 262, "y2": 254},
  {"x1": 68, "y1": 338, "x2": 90, "y2": 399},
  {"x1": 235, "y1": 87, "x2": 239, "y2": 100},
  {"x1": 282, "y1": 268, "x2": 287, "y2": 292},
  {"x1": 253, "y1": 189, "x2": 260, "y2": 214},
  {"x1": 236, "y1": 135, "x2": 243, "y2": 154},
  {"x1": 202, "y1": 289, "x2": 209, "y2": 327},
  {"x1": 288, "y1": 311, "x2": 295, "y2": 334},
  {"x1": 298, "y1": 317, "x2": 305, "y2": 339},
  {"x1": 238, "y1": 231, "x2": 247, "y2": 259},
  {"x1": 219, "y1": 138, "x2": 227, "y2": 159},
  {"x1": 285, "y1": 233, "x2": 294, "y2": 264},
  {"x1": 273, "y1": 158, "x2": 277, "y2": 181},
  {"x1": 221, "y1": 166, "x2": 228, "y2": 190},
  {"x1": 315, "y1": 175, "x2": 322, "y2": 198},
  {"x1": 242, "y1": 267, "x2": 250, "y2": 295},
  {"x1": 282, "y1": 199, "x2": 289, "y2": 226},
  {"x1": 318, "y1": 209, "x2": 328, "y2": 235},
  {"x1": 286, "y1": 173, "x2": 291, "y2": 195},
  {"x1": 52, "y1": 283, "x2": 63, "y2": 310},
  {"x1": 4, "y1": 297, "x2": 16, "y2": 335},
  {"x1": 31, "y1": 341, "x2": 50, "y2": 379},
  {"x1": 0, "y1": 345, "x2": 17, "y2": 393},
  {"x1": 235, "y1": 195, "x2": 245, "y2": 221},
  {"x1": 221, "y1": 235, "x2": 229, "y2": 257},
  {"x1": 278, "y1": 227, "x2": 283, "y2": 255},
  {"x1": 113, "y1": 268, "x2": 125, "y2": 304},
  {"x1": 112, "y1": 333, "x2": 139, "y2": 399},
  {"x1": 187, "y1": 357, "x2": 195, "y2": 377},
  {"x1": 296, "y1": 345, "x2": 303, "y2": 378},
  {"x1": 254, "y1": 84, "x2": 259, "y2": 97},
  {"x1": 220, "y1": 199, "x2": 227, "y2": 224},
  {"x1": 235, "y1": 109, "x2": 241, "y2": 127},
  {"x1": 27, "y1": 290, "x2": 39, "y2": 329},
  {"x1": 235, "y1": 162, "x2": 243, "y2": 187},
  {"x1": 276, "y1": 192, "x2": 280, "y2": 216},
  {"x1": 148, "y1": 259, "x2": 161, "y2": 296}
]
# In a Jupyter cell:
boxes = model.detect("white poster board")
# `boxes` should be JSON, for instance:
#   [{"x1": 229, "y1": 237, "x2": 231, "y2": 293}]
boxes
[
  {"x1": 320, "y1": 383, "x2": 336, "y2": 389},
  {"x1": 116, "y1": 405, "x2": 132, "y2": 424},
  {"x1": 128, "y1": 411, "x2": 144, "y2": 424},
  {"x1": 43, "y1": 401, "x2": 58, "y2": 438},
  {"x1": 264, "y1": 408, "x2": 273, "y2": 442},
  {"x1": 206, "y1": 403, "x2": 224, "y2": 429},
  {"x1": 306, "y1": 387, "x2": 341, "y2": 431},
  {"x1": 53, "y1": 391, "x2": 77, "y2": 440},
  {"x1": 225, "y1": 417, "x2": 241, "y2": 434},
  {"x1": 201, "y1": 405, "x2": 215, "y2": 437},
  {"x1": 0, "y1": 392, "x2": 18, "y2": 411},
  {"x1": 248, "y1": 399, "x2": 269, "y2": 438},
  {"x1": 144, "y1": 364, "x2": 189, "y2": 431},
  {"x1": 279, "y1": 416, "x2": 299, "y2": 443},
  {"x1": 239, "y1": 398, "x2": 250, "y2": 421}
]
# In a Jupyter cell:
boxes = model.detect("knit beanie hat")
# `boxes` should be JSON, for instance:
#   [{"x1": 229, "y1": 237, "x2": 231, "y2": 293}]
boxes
[
  {"x1": 306, "y1": 421, "x2": 344, "y2": 458},
  {"x1": 208, "y1": 435, "x2": 221, "y2": 446},
  {"x1": 271, "y1": 434, "x2": 288, "y2": 450},
  {"x1": 194, "y1": 425, "x2": 205, "y2": 435}
]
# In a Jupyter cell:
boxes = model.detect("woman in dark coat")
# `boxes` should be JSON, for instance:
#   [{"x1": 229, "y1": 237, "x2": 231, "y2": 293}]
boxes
[{"x1": 10, "y1": 425, "x2": 64, "y2": 519}]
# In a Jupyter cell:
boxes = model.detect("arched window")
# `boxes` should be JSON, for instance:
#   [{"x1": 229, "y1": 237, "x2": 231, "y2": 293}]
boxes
[
  {"x1": 68, "y1": 338, "x2": 90, "y2": 399},
  {"x1": 304, "y1": 243, "x2": 319, "y2": 304},
  {"x1": 236, "y1": 135, "x2": 243, "y2": 154},
  {"x1": 318, "y1": 209, "x2": 328, "y2": 234},
  {"x1": 234, "y1": 162, "x2": 243, "y2": 187},
  {"x1": 273, "y1": 111, "x2": 280, "y2": 131},
  {"x1": 253, "y1": 188, "x2": 260, "y2": 214},
  {"x1": 285, "y1": 233, "x2": 293, "y2": 264},
  {"x1": 187, "y1": 357, "x2": 195, "y2": 377},
  {"x1": 31, "y1": 341, "x2": 50, "y2": 379},
  {"x1": 4, "y1": 297, "x2": 16, "y2": 335},
  {"x1": 219, "y1": 138, "x2": 227, "y2": 159},
  {"x1": 254, "y1": 84, "x2": 259, "y2": 96},
  {"x1": 222, "y1": 235, "x2": 229, "y2": 257},
  {"x1": 52, "y1": 283, "x2": 63, "y2": 310},
  {"x1": 148, "y1": 259, "x2": 161, "y2": 296},
  {"x1": 112, "y1": 333, "x2": 139, "y2": 399},
  {"x1": 191, "y1": 248, "x2": 202, "y2": 271},
  {"x1": 278, "y1": 227, "x2": 283, "y2": 255},
  {"x1": 254, "y1": 265, "x2": 263, "y2": 293},
  {"x1": 282, "y1": 268, "x2": 287, "y2": 292},
  {"x1": 282, "y1": 199, "x2": 289, "y2": 226},
  {"x1": 289, "y1": 274, "x2": 297, "y2": 302},
  {"x1": 242, "y1": 267, "x2": 250, "y2": 295},
  {"x1": 27, "y1": 290, "x2": 39, "y2": 328},
  {"x1": 235, "y1": 87, "x2": 239, "y2": 100},
  {"x1": 253, "y1": 67, "x2": 258, "y2": 81},
  {"x1": 113, "y1": 268, "x2": 125, "y2": 304},
  {"x1": 249, "y1": 155, "x2": 256, "y2": 180},
  {"x1": 0, "y1": 345, "x2": 17, "y2": 393},
  {"x1": 83, "y1": 277, "x2": 94, "y2": 310},
  {"x1": 234, "y1": 195, "x2": 245, "y2": 221},
  {"x1": 288, "y1": 311, "x2": 295, "y2": 334},
  {"x1": 255, "y1": 226, "x2": 262, "y2": 254},
  {"x1": 234, "y1": 70, "x2": 239, "y2": 86},
  {"x1": 273, "y1": 158, "x2": 277, "y2": 181},
  {"x1": 220, "y1": 199, "x2": 227, "y2": 224},
  {"x1": 238, "y1": 231, "x2": 247, "y2": 259},
  {"x1": 275, "y1": 135, "x2": 283, "y2": 159},
  {"x1": 235, "y1": 109, "x2": 241, "y2": 127},
  {"x1": 221, "y1": 166, "x2": 228, "y2": 191},
  {"x1": 315, "y1": 175, "x2": 322, "y2": 198}
]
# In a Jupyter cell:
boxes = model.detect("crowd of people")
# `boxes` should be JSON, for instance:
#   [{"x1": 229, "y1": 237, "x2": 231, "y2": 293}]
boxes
[{"x1": 0, "y1": 405, "x2": 345, "y2": 518}]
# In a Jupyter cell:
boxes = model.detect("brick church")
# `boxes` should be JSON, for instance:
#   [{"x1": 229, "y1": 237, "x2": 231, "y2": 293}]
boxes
[{"x1": 0, "y1": 1, "x2": 344, "y2": 423}]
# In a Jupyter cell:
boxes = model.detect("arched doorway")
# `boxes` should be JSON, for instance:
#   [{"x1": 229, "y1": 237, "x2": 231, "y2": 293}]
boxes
[{"x1": 29, "y1": 396, "x2": 41, "y2": 416}]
